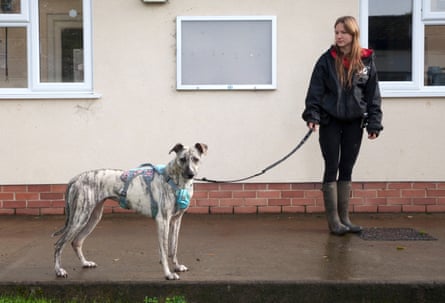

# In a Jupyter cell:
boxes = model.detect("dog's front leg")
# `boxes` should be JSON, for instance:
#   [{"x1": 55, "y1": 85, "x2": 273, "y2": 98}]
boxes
[
  {"x1": 169, "y1": 214, "x2": 188, "y2": 273},
  {"x1": 157, "y1": 216, "x2": 180, "y2": 280}
]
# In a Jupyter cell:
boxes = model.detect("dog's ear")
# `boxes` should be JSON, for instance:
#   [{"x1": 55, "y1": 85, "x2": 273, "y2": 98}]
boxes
[
  {"x1": 169, "y1": 143, "x2": 185, "y2": 154},
  {"x1": 194, "y1": 143, "x2": 208, "y2": 156}
]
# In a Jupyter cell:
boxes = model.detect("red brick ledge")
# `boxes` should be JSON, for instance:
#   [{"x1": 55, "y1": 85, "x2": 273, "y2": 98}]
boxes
[{"x1": 1, "y1": 182, "x2": 445, "y2": 216}]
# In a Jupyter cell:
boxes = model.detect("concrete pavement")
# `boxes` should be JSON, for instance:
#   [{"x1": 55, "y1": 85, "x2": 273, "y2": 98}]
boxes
[{"x1": 1, "y1": 213, "x2": 445, "y2": 302}]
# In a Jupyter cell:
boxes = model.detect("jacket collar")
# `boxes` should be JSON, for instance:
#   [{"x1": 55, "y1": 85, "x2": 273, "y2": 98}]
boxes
[{"x1": 329, "y1": 46, "x2": 373, "y2": 68}]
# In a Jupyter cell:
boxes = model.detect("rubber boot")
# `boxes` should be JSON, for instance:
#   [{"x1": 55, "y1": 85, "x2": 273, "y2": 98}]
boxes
[
  {"x1": 337, "y1": 181, "x2": 362, "y2": 233},
  {"x1": 322, "y1": 182, "x2": 349, "y2": 235}
]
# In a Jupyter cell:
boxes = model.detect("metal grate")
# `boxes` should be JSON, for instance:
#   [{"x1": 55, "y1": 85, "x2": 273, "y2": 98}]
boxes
[{"x1": 359, "y1": 227, "x2": 437, "y2": 241}]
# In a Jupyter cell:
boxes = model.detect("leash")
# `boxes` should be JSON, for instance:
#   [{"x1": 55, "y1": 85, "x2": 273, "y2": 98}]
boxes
[{"x1": 196, "y1": 129, "x2": 314, "y2": 183}]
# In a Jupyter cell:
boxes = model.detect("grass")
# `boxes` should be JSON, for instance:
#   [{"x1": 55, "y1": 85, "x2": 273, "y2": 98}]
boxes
[
  {"x1": 144, "y1": 296, "x2": 187, "y2": 303},
  {"x1": 0, "y1": 296, "x2": 187, "y2": 303},
  {"x1": 0, "y1": 297, "x2": 53, "y2": 303}
]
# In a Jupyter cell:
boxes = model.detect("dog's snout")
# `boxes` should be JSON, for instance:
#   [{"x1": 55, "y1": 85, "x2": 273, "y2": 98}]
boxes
[{"x1": 183, "y1": 167, "x2": 195, "y2": 179}]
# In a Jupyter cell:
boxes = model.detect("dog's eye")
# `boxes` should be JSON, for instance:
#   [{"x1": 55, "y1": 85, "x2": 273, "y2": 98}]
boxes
[
  {"x1": 192, "y1": 157, "x2": 199, "y2": 163},
  {"x1": 179, "y1": 157, "x2": 186, "y2": 163}
]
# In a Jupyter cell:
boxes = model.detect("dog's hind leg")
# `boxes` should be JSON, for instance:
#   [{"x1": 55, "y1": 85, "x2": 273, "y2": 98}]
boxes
[
  {"x1": 169, "y1": 214, "x2": 188, "y2": 273},
  {"x1": 72, "y1": 202, "x2": 104, "y2": 268},
  {"x1": 54, "y1": 233, "x2": 71, "y2": 278},
  {"x1": 156, "y1": 216, "x2": 180, "y2": 280},
  {"x1": 54, "y1": 182, "x2": 79, "y2": 278},
  {"x1": 54, "y1": 210, "x2": 94, "y2": 277},
  {"x1": 54, "y1": 215, "x2": 89, "y2": 277}
]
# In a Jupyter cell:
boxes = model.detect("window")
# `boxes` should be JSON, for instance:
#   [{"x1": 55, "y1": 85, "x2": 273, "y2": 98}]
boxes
[
  {"x1": 0, "y1": 0, "x2": 97, "y2": 99},
  {"x1": 360, "y1": 0, "x2": 445, "y2": 97}
]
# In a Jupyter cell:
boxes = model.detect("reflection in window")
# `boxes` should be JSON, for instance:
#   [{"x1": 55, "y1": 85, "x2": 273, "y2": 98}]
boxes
[
  {"x1": 39, "y1": 0, "x2": 83, "y2": 83},
  {"x1": 368, "y1": 0, "x2": 413, "y2": 81},
  {"x1": 0, "y1": 0, "x2": 21, "y2": 14},
  {"x1": 0, "y1": 27, "x2": 27, "y2": 88},
  {"x1": 430, "y1": 0, "x2": 445, "y2": 12},
  {"x1": 425, "y1": 25, "x2": 445, "y2": 86}
]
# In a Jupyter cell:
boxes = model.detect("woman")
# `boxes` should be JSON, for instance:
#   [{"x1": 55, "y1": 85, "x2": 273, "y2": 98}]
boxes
[{"x1": 302, "y1": 16, "x2": 383, "y2": 235}]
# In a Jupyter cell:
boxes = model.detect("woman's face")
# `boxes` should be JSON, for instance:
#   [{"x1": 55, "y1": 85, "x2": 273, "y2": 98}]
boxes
[{"x1": 335, "y1": 22, "x2": 353, "y2": 53}]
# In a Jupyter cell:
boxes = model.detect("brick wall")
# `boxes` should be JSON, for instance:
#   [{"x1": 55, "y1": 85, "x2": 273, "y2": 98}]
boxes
[{"x1": 1, "y1": 182, "x2": 445, "y2": 215}]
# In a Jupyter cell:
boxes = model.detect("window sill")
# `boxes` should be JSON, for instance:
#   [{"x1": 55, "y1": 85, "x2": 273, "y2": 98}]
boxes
[
  {"x1": 0, "y1": 91, "x2": 102, "y2": 100},
  {"x1": 382, "y1": 89, "x2": 445, "y2": 98}
]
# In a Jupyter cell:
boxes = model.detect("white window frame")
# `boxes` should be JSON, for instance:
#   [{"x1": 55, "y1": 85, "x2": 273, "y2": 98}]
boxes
[
  {"x1": 0, "y1": 0, "x2": 99, "y2": 99},
  {"x1": 360, "y1": 0, "x2": 445, "y2": 97},
  {"x1": 423, "y1": 0, "x2": 445, "y2": 20}
]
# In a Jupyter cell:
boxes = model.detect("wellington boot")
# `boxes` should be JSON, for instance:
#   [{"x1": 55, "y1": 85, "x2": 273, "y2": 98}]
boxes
[
  {"x1": 322, "y1": 182, "x2": 349, "y2": 236},
  {"x1": 338, "y1": 181, "x2": 362, "y2": 233}
]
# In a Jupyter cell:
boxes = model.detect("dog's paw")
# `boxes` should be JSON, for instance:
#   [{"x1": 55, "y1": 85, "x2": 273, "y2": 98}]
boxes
[
  {"x1": 82, "y1": 261, "x2": 97, "y2": 268},
  {"x1": 165, "y1": 273, "x2": 180, "y2": 280},
  {"x1": 55, "y1": 268, "x2": 68, "y2": 278},
  {"x1": 174, "y1": 264, "x2": 189, "y2": 273}
]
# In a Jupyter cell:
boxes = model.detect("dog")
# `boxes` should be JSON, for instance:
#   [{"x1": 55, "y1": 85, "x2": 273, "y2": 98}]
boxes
[{"x1": 52, "y1": 143, "x2": 207, "y2": 280}]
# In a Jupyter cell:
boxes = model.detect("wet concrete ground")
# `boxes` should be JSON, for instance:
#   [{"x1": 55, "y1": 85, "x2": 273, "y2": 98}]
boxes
[{"x1": 1, "y1": 213, "x2": 445, "y2": 302}]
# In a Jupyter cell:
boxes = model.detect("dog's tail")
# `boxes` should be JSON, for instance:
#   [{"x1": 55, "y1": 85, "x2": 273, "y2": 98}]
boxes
[{"x1": 51, "y1": 180, "x2": 74, "y2": 237}]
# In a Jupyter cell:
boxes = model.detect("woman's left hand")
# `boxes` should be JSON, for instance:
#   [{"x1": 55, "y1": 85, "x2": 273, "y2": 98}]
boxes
[{"x1": 368, "y1": 133, "x2": 378, "y2": 140}]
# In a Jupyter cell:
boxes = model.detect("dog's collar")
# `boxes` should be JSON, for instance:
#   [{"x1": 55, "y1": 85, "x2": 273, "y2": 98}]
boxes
[{"x1": 153, "y1": 165, "x2": 191, "y2": 210}]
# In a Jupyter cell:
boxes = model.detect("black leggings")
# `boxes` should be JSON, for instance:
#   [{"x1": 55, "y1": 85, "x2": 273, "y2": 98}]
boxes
[{"x1": 319, "y1": 118, "x2": 363, "y2": 183}]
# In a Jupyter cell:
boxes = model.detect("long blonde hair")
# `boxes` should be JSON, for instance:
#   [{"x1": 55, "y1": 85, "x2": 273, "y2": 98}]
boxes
[{"x1": 334, "y1": 16, "x2": 364, "y2": 88}]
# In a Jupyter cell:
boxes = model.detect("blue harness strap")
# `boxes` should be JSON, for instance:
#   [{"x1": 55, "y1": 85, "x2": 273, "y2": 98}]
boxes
[
  {"x1": 119, "y1": 164, "x2": 158, "y2": 217},
  {"x1": 152, "y1": 165, "x2": 191, "y2": 210},
  {"x1": 119, "y1": 164, "x2": 191, "y2": 217}
]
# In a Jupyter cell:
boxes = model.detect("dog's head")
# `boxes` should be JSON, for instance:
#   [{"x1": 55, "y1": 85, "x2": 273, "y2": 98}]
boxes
[{"x1": 169, "y1": 143, "x2": 208, "y2": 180}]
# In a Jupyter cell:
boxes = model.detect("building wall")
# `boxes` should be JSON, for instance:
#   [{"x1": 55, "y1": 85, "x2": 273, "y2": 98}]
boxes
[{"x1": 0, "y1": 0, "x2": 444, "y2": 215}]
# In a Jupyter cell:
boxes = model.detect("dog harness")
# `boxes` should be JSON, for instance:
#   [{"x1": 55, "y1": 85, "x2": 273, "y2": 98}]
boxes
[{"x1": 119, "y1": 164, "x2": 191, "y2": 218}]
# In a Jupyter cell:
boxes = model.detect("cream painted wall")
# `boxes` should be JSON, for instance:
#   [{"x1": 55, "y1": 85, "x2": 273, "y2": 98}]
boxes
[{"x1": 0, "y1": 0, "x2": 443, "y2": 185}]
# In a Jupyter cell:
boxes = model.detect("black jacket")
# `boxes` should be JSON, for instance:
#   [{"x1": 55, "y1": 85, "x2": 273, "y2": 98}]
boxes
[{"x1": 302, "y1": 46, "x2": 383, "y2": 134}]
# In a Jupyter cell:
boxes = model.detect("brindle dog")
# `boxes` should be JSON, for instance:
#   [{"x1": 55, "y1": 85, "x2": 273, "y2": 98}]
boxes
[{"x1": 53, "y1": 143, "x2": 207, "y2": 280}]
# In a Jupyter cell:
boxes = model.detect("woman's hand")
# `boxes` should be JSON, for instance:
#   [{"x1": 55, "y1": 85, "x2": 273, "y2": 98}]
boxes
[
  {"x1": 368, "y1": 132, "x2": 378, "y2": 140},
  {"x1": 308, "y1": 122, "x2": 319, "y2": 132}
]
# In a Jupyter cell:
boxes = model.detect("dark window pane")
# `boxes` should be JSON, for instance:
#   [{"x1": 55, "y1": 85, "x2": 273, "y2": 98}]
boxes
[
  {"x1": 368, "y1": 1, "x2": 413, "y2": 81},
  {"x1": 61, "y1": 28, "x2": 83, "y2": 82}
]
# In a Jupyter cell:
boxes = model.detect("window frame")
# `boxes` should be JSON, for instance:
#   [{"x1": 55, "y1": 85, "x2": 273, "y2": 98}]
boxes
[
  {"x1": 423, "y1": 0, "x2": 445, "y2": 20},
  {"x1": 0, "y1": 0, "x2": 99, "y2": 100},
  {"x1": 360, "y1": 0, "x2": 445, "y2": 97}
]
